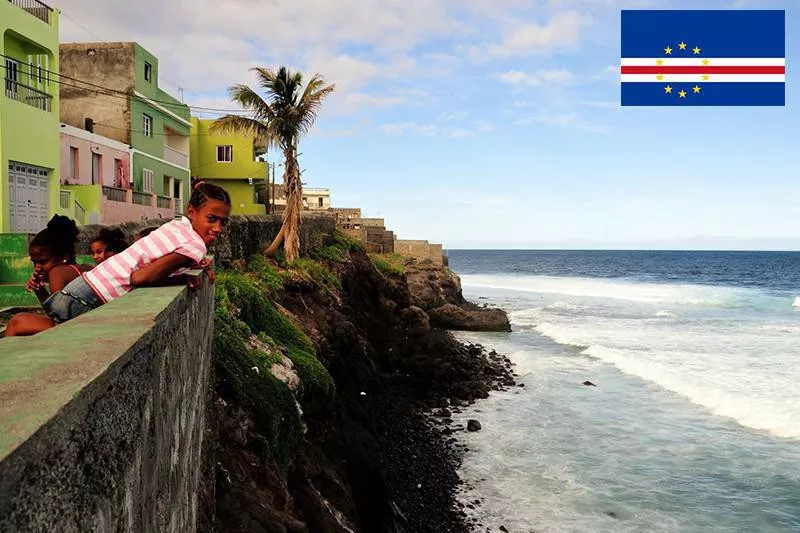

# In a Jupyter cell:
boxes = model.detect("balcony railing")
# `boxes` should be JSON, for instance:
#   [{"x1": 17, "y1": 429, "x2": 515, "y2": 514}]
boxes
[
  {"x1": 102, "y1": 186, "x2": 127, "y2": 203},
  {"x1": 4, "y1": 79, "x2": 52, "y2": 111},
  {"x1": 162, "y1": 145, "x2": 188, "y2": 168},
  {"x1": 74, "y1": 200, "x2": 86, "y2": 225},
  {"x1": 132, "y1": 191, "x2": 152, "y2": 206},
  {"x1": 156, "y1": 195, "x2": 172, "y2": 209},
  {"x1": 59, "y1": 189, "x2": 72, "y2": 210},
  {"x1": 9, "y1": 0, "x2": 53, "y2": 23}
]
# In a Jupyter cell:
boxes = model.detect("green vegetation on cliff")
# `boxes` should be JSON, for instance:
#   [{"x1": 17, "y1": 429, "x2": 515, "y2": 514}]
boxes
[{"x1": 369, "y1": 253, "x2": 408, "y2": 277}]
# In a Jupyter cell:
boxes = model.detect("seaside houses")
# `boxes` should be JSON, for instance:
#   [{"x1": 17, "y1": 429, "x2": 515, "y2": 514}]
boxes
[
  {"x1": 0, "y1": 0, "x2": 60, "y2": 233},
  {"x1": 189, "y1": 117, "x2": 268, "y2": 215},
  {"x1": 59, "y1": 42, "x2": 190, "y2": 220}
]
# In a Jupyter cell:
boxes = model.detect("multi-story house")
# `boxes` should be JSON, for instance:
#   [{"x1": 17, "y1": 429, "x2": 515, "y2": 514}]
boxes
[
  {"x1": 59, "y1": 123, "x2": 175, "y2": 224},
  {"x1": 0, "y1": 0, "x2": 60, "y2": 233},
  {"x1": 189, "y1": 117, "x2": 268, "y2": 215},
  {"x1": 59, "y1": 42, "x2": 190, "y2": 218},
  {"x1": 302, "y1": 187, "x2": 330, "y2": 210}
]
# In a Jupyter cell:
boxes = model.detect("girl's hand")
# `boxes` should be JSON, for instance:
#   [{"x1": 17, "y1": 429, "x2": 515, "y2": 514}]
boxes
[
  {"x1": 199, "y1": 258, "x2": 216, "y2": 284},
  {"x1": 26, "y1": 273, "x2": 45, "y2": 293},
  {"x1": 186, "y1": 275, "x2": 202, "y2": 290}
]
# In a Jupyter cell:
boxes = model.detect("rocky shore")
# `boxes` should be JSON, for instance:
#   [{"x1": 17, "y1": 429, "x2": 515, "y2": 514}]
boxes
[{"x1": 201, "y1": 240, "x2": 513, "y2": 532}]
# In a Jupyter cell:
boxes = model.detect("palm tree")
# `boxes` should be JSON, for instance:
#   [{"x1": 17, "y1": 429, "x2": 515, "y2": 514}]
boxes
[{"x1": 212, "y1": 67, "x2": 335, "y2": 262}]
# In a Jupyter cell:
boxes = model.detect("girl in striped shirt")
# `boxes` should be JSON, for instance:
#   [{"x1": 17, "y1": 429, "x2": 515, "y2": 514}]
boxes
[{"x1": 5, "y1": 182, "x2": 231, "y2": 336}]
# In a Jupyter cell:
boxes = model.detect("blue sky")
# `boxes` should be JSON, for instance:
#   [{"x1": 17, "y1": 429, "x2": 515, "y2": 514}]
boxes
[{"x1": 57, "y1": 0, "x2": 798, "y2": 249}]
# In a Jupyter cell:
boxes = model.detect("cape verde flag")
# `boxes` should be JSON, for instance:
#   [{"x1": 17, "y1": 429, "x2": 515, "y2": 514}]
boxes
[{"x1": 621, "y1": 10, "x2": 785, "y2": 106}]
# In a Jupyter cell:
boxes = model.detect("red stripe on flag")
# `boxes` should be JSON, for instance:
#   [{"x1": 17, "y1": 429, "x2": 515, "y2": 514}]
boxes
[{"x1": 621, "y1": 66, "x2": 785, "y2": 75}]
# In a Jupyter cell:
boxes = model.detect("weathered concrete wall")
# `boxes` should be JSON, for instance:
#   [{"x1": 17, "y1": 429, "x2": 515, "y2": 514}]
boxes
[
  {"x1": 60, "y1": 43, "x2": 136, "y2": 146},
  {"x1": 0, "y1": 282, "x2": 214, "y2": 532},
  {"x1": 394, "y1": 239, "x2": 444, "y2": 265},
  {"x1": 74, "y1": 213, "x2": 337, "y2": 267}
]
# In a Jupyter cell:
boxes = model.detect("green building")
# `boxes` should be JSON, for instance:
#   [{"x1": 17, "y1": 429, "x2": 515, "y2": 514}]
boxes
[
  {"x1": 0, "y1": 0, "x2": 60, "y2": 234},
  {"x1": 189, "y1": 117, "x2": 268, "y2": 215},
  {"x1": 59, "y1": 42, "x2": 191, "y2": 217}
]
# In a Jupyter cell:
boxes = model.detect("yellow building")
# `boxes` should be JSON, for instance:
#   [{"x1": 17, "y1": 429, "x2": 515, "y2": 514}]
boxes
[{"x1": 189, "y1": 117, "x2": 268, "y2": 215}]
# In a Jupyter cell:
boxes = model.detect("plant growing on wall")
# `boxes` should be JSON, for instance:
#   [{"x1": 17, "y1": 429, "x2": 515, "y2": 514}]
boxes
[{"x1": 212, "y1": 67, "x2": 335, "y2": 262}]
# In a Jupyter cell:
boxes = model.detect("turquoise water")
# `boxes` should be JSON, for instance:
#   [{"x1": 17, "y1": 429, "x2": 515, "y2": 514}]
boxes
[{"x1": 447, "y1": 251, "x2": 800, "y2": 532}]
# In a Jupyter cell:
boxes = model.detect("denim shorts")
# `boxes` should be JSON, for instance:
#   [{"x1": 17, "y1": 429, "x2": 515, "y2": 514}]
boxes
[{"x1": 42, "y1": 276, "x2": 103, "y2": 324}]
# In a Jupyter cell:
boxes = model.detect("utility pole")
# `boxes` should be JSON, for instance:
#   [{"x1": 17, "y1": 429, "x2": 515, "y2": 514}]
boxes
[
  {"x1": 264, "y1": 158, "x2": 272, "y2": 215},
  {"x1": 271, "y1": 162, "x2": 276, "y2": 215}
]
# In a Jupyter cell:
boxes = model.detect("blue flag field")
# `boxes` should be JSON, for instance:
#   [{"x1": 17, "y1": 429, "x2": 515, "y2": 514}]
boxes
[{"x1": 620, "y1": 10, "x2": 785, "y2": 106}]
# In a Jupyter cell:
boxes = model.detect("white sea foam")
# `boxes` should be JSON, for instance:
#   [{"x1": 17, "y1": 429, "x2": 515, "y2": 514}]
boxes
[
  {"x1": 461, "y1": 274, "x2": 764, "y2": 308},
  {"x1": 655, "y1": 310, "x2": 678, "y2": 318},
  {"x1": 793, "y1": 296, "x2": 800, "y2": 308}
]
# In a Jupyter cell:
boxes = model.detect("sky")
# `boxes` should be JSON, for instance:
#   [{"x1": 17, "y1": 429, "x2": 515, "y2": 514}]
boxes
[{"x1": 53, "y1": 0, "x2": 799, "y2": 250}]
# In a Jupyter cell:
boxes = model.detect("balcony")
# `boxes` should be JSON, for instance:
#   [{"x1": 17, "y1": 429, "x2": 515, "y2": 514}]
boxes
[
  {"x1": 4, "y1": 79, "x2": 51, "y2": 111},
  {"x1": 9, "y1": 0, "x2": 53, "y2": 24},
  {"x1": 163, "y1": 145, "x2": 188, "y2": 169}
]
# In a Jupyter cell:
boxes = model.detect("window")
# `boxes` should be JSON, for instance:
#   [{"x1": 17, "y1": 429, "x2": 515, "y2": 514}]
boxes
[
  {"x1": 114, "y1": 158, "x2": 124, "y2": 187},
  {"x1": 216, "y1": 145, "x2": 233, "y2": 162},
  {"x1": 69, "y1": 147, "x2": 78, "y2": 179},
  {"x1": 91, "y1": 153, "x2": 102, "y2": 185},
  {"x1": 142, "y1": 169, "x2": 154, "y2": 192},
  {"x1": 5, "y1": 59, "x2": 19, "y2": 95},
  {"x1": 142, "y1": 113, "x2": 152, "y2": 137},
  {"x1": 144, "y1": 61, "x2": 152, "y2": 82},
  {"x1": 318, "y1": 197, "x2": 324, "y2": 208}
]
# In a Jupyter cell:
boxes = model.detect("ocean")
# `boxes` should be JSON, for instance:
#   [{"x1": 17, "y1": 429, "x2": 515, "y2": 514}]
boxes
[{"x1": 446, "y1": 250, "x2": 800, "y2": 533}]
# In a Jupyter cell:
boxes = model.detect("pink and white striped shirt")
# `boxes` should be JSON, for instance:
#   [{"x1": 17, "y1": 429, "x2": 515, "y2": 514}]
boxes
[{"x1": 84, "y1": 217, "x2": 207, "y2": 303}]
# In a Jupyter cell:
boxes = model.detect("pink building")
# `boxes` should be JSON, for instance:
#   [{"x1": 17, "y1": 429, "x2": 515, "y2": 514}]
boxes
[{"x1": 59, "y1": 124, "x2": 176, "y2": 225}]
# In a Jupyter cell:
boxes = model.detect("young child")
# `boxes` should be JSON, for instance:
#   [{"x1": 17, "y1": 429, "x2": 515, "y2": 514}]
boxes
[
  {"x1": 90, "y1": 228, "x2": 129, "y2": 264},
  {"x1": 17, "y1": 216, "x2": 87, "y2": 321},
  {"x1": 5, "y1": 182, "x2": 231, "y2": 336}
]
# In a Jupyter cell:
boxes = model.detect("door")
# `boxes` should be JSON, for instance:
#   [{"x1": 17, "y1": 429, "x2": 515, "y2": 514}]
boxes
[
  {"x1": 8, "y1": 162, "x2": 50, "y2": 233},
  {"x1": 173, "y1": 178, "x2": 183, "y2": 215}
]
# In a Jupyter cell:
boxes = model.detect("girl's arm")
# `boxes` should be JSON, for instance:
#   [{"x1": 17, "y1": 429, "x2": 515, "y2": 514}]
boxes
[{"x1": 130, "y1": 252, "x2": 194, "y2": 288}]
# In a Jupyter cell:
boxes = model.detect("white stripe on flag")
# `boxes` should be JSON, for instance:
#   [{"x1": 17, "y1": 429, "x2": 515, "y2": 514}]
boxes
[
  {"x1": 620, "y1": 57, "x2": 785, "y2": 67},
  {"x1": 621, "y1": 74, "x2": 786, "y2": 83}
]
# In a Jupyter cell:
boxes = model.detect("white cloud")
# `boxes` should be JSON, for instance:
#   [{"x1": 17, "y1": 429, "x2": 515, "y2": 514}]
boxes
[
  {"x1": 438, "y1": 110, "x2": 469, "y2": 122},
  {"x1": 516, "y1": 111, "x2": 608, "y2": 133},
  {"x1": 498, "y1": 68, "x2": 575, "y2": 86},
  {"x1": 379, "y1": 121, "x2": 488, "y2": 138},
  {"x1": 486, "y1": 11, "x2": 593, "y2": 58}
]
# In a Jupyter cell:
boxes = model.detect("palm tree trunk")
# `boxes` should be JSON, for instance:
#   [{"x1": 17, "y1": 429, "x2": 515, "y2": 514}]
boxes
[{"x1": 264, "y1": 144, "x2": 302, "y2": 261}]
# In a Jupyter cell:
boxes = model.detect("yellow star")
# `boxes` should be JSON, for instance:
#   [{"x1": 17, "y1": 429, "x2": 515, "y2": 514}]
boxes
[
  {"x1": 679, "y1": 42, "x2": 687, "y2": 50},
  {"x1": 656, "y1": 74, "x2": 664, "y2": 81},
  {"x1": 664, "y1": 46, "x2": 673, "y2": 55},
  {"x1": 656, "y1": 59, "x2": 664, "y2": 66},
  {"x1": 693, "y1": 85, "x2": 701, "y2": 94},
  {"x1": 664, "y1": 85, "x2": 673, "y2": 94},
  {"x1": 693, "y1": 46, "x2": 701, "y2": 55},
  {"x1": 702, "y1": 74, "x2": 710, "y2": 81},
  {"x1": 678, "y1": 90, "x2": 687, "y2": 98},
  {"x1": 702, "y1": 58, "x2": 710, "y2": 65}
]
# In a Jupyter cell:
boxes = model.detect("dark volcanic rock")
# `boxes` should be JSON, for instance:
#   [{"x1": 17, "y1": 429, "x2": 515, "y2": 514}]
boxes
[
  {"x1": 466, "y1": 420, "x2": 482, "y2": 432},
  {"x1": 583, "y1": 381, "x2": 597, "y2": 387},
  {"x1": 427, "y1": 303, "x2": 511, "y2": 332}
]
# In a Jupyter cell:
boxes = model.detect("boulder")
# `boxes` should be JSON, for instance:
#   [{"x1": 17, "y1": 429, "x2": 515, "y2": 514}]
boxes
[
  {"x1": 466, "y1": 419, "x2": 482, "y2": 432},
  {"x1": 427, "y1": 304, "x2": 511, "y2": 332}
]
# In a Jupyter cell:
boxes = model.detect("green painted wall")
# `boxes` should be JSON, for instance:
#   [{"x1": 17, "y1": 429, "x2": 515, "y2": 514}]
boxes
[
  {"x1": 0, "y1": 2, "x2": 60, "y2": 232},
  {"x1": 190, "y1": 118, "x2": 268, "y2": 215},
  {"x1": 206, "y1": 180, "x2": 265, "y2": 216},
  {"x1": 131, "y1": 153, "x2": 189, "y2": 199},
  {"x1": 126, "y1": 44, "x2": 191, "y2": 211}
]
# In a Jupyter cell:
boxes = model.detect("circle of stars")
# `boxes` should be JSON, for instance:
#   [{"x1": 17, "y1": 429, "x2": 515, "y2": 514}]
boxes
[{"x1": 658, "y1": 41, "x2": 706, "y2": 102}]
